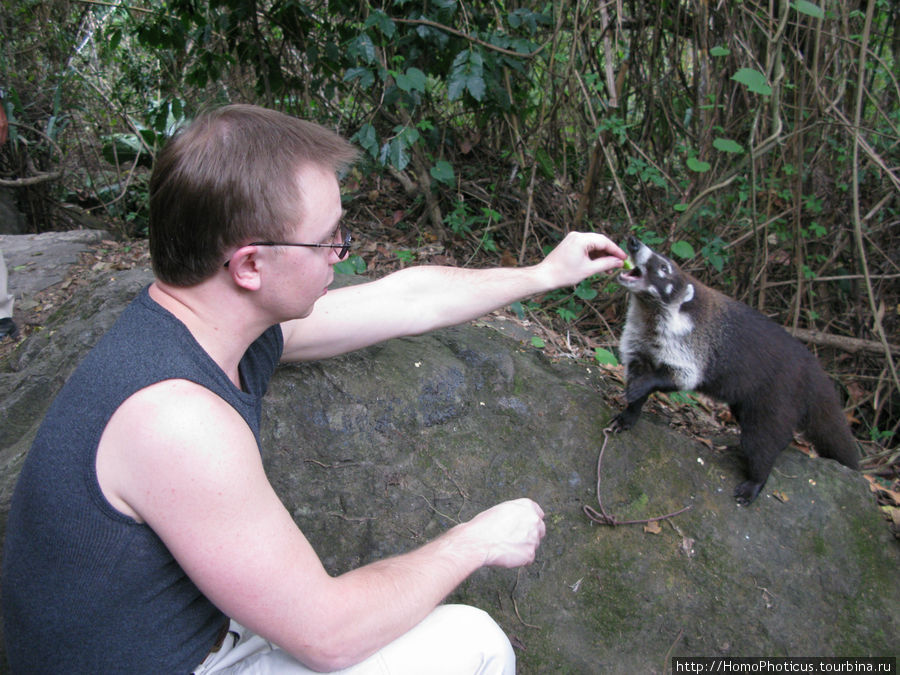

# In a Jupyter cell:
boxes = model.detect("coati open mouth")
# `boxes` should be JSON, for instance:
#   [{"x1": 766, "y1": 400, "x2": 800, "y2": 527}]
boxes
[
  {"x1": 618, "y1": 261, "x2": 643, "y2": 288},
  {"x1": 619, "y1": 235, "x2": 649, "y2": 290},
  {"x1": 618, "y1": 267, "x2": 640, "y2": 284}
]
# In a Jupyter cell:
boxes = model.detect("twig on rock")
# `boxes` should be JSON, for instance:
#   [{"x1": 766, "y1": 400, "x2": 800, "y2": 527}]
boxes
[
  {"x1": 583, "y1": 428, "x2": 692, "y2": 526},
  {"x1": 511, "y1": 569, "x2": 541, "y2": 630}
]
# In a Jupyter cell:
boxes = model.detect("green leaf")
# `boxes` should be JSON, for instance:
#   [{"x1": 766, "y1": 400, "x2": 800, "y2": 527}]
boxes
[
  {"x1": 430, "y1": 160, "x2": 455, "y2": 185},
  {"x1": 710, "y1": 46, "x2": 730, "y2": 57},
  {"x1": 448, "y1": 50, "x2": 485, "y2": 102},
  {"x1": 344, "y1": 67, "x2": 374, "y2": 89},
  {"x1": 447, "y1": 66, "x2": 466, "y2": 101},
  {"x1": 669, "y1": 391, "x2": 697, "y2": 406},
  {"x1": 556, "y1": 306, "x2": 578, "y2": 322},
  {"x1": 673, "y1": 203, "x2": 689, "y2": 212},
  {"x1": 396, "y1": 67, "x2": 426, "y2": 93},
  {"x1": 732, "y1": 68, "x2": 772, "y2": 95},
  {"x1": 791, "y1": 1, "x2": 824, "y2": 19},
  {"x1": 364, "y1": 10, "x2": 396, "y2": 37},
  {"x1": 466, "y1": 73, "x2": 486, "y2": 101},
  {"x1": 352, "y1": 123, "x2": 379, "y2": 159},
  {"x1": 574, "y1": 282, "x2": 598, "y2": 301},
  {"x1": 530, "y1": 336, "x2": 545, "y2": 349},
  {"x1": 593, "y1": 348, "x2": 619, "y2": 366},
  {"x1": 686, "y1": 157, "x2": 711, "y2": 173},
  {"x1": 713, "y1": 137, "x2": 745, "y2": 154},
  {"x1": 351, "y1": 34, "x2": 377, "y2": 64},
  {"x1": 396, "y1": 124, "x2": 420, "y2": 146},
  {"x1": 379, "y1": 138, "x2": 409, "y2": 171},
  {"x1": 465, "y1": 52, "x2": 486, "y2": 100},
  {"x1": 389, "y1": 140, "x2": 409, "y2": 170},
  {"x1": 334, "y1": 254, "x2": 366, "y2": 275},
  {"x1": 670, "y1": 240, "x2": 695, "y2": 259}
]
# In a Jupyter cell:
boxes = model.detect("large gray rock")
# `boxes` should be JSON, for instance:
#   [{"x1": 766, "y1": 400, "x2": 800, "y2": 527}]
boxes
[
  {"x1": 0, "y1": 229, "x2": 106, "y2": 310},
  {"x1": 1, "y1": 268, "x2": 897, "y2": 673}
]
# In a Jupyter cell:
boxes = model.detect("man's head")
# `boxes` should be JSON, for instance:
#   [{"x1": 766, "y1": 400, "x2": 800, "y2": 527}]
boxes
[{"x1": 149, "y1": 104, "x2": 359, "y2": 286}]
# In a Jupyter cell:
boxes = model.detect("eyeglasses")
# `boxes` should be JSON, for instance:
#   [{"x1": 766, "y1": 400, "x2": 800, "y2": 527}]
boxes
[{"x1": 224, "y1": 228, "x2": 351, "y2": 267}]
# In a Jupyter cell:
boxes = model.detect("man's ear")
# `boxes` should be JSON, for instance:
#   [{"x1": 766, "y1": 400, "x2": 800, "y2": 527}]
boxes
[{"x1": 225, "y1": 246, "x2": 262, "y2": 291}]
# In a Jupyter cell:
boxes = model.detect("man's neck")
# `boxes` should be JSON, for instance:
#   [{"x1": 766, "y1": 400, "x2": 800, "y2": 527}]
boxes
[{"x1": 148, "y1": 280, "x2": 271, "y2": 388}]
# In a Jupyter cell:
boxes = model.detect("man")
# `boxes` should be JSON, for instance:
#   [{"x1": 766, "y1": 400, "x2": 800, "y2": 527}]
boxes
[
  {"x1": 2, "y1": 104, "x2": 627, "y2": 673},
  {"x1": 0, "y1": 248, "x2": 17, "y2": 340},
  {"x1": 0, "y1": 98, "x2": 20, "y2": 341}
]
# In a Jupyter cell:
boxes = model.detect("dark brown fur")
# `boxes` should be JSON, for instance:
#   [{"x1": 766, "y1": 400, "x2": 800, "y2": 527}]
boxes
[{"x1": 612, "y1": 237, "x2": 859, "y2": 504}]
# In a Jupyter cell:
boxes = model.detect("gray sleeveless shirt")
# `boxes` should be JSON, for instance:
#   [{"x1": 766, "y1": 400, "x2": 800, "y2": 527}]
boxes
[{"x1": 2, "y1": 286, "x2": 283, "y2": 673}]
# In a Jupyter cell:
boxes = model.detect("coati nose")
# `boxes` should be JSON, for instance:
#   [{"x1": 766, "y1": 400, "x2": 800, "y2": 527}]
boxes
[{"x1": 627, "y1": 236, "x2": 642, "y2": 254}]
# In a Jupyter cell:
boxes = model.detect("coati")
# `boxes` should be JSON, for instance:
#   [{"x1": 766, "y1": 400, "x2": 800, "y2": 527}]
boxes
[{"x1": 611, "y1": 236, "x2": 859, "y2": 505}]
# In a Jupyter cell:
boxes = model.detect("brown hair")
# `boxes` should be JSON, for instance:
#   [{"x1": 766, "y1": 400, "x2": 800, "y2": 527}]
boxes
[{"x1": 149, "y1": 104, "x2": 359, "y2": 286}]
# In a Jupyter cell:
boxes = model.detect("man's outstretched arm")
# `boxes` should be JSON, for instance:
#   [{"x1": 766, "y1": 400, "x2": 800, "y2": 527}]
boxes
[{"x1": 281, "y1": 231, "x2": 625, "y2": 361}]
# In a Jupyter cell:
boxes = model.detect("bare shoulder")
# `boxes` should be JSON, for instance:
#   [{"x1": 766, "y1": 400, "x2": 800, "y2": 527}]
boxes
[
  {"x1": 96, "y1": 378, "x2": 265, "y2": 523},
  {"x1": 97, "y1": 379, "x2": 330, "y2": 630}
]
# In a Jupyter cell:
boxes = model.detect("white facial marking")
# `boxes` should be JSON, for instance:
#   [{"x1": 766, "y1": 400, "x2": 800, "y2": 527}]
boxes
[
  {"x1": 634, "y1": 245, "x2": 652, "y2": 266},
  {"x1": 622, "y1": 248, "x2": 703, "y2": 391}
]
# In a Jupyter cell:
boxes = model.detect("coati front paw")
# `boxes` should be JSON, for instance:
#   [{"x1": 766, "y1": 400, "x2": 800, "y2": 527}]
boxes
[
  {"x1": 609, "y1": 411, "x2": 637, "y2": 433},
  {"x1": 733, "y1": 480, "x2": 764, "y2": 505}
]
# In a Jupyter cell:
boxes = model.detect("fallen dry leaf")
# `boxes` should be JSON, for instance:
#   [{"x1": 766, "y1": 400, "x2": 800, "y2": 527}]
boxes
[{"x1": 643, "y1": 521, "x2": 662, "y2": 535}]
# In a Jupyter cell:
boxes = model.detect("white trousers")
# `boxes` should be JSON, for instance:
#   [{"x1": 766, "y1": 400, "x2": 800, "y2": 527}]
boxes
[
  {"x1": 0, "y1": 249, "x2": 13, "y2": 319},
  {"x1": 193, "y1": 604, "x2": 516, "y2": 675}
]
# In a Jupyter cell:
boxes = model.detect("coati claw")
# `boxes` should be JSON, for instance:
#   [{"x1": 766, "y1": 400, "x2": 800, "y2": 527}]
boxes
[
  {"x1": 607, "y1": 417, "x2": 626, "y2": 433},
  {"x1": 608, "y1": 411, "x2": 637, "y2": 433},
  {"x1": 734, "y1": 480, "x2": 763, "y2": 506}
]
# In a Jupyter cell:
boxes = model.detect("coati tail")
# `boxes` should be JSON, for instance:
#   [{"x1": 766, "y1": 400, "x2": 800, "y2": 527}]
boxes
[{"x1": 803, "y1": 381, "x2": 860, "y2": 470}]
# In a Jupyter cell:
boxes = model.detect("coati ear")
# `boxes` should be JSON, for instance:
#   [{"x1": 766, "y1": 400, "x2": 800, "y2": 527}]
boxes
[{"x1": 683, "y1": 283, "x2": 695, "y2": 303}]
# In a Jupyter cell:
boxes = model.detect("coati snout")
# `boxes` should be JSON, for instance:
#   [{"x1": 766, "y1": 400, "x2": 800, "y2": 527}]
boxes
[
  {"x1": 618, "y1": 236, "x2": 693, "y2": 305},
  {"x1": 612, "y1": 236, "x2": 859, "y2": 505}
]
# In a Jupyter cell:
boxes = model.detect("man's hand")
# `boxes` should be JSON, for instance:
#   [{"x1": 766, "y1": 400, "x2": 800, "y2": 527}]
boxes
[
  {"x1": 455, "y1": 498, "x2": 547, "y2": 568},
  {"x1": 535, "y1": 231, "x2": 627, "y2": 290}
]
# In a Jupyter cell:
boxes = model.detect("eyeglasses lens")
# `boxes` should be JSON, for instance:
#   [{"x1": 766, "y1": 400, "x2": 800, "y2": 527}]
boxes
[{"x1": 337, "y1": 228, "x2": 351, "y2": 260}]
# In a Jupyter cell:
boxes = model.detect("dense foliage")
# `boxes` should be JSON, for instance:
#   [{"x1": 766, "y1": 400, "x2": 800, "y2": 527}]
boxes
[{"x1": 1, "y1": 0, "x2": 898, "y2": 467}]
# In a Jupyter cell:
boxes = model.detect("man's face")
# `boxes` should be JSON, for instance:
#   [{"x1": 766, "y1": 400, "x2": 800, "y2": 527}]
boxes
[{"x1": 266, "y1": 164, "x2": 344, "y2": 321}]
